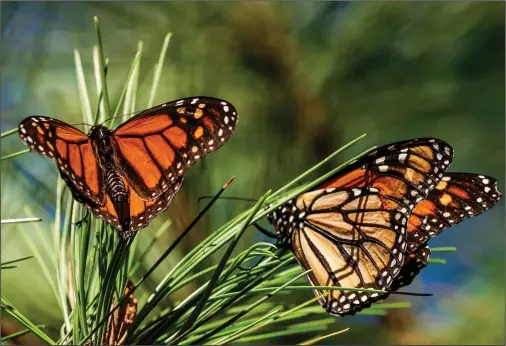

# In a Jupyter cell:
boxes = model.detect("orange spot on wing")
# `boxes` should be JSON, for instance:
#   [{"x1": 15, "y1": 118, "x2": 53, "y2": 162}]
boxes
[
  {"x1": 194, "y1": 108, "x2": 203, "y2": 119},
  {"x1": 163, "y1": 126, "x2": 187, "y2": 149},
  {"x1": 411, "y1": 146, "x2": 434, "y2": 161},
  {"x1": 144, "y1": 135, "x2": 175, "y2": 170},
  {"x1": 37, "y1": 126, "x2": 44, "y2": 135},
  {"x1": 194, "y1": 126, "x2": 204, "y2": 139},
  {"x1": 115, "y1": 137, "x2": 161, "y2": 189},
  {"x1": 407, "y1": 214, "x2": 422, "y2": 233},
  {"x1": 407, "y1": 155, "x2": 431, "y2": 173},
  {"x1": 69, "y1": 144, "x2": 83, "y2": 177},
  {"x1": 80, "y1": 143, "x2": 100, "y2": 194},
  {"x1": 412, "y1": 200, "x2": 437, "y2": 217},
  {"x1": 447, "y1": 185, "x2": 470, "y2": 199},
  {"x1": 55, "y1": 127, "x2": 88, "y2": 143},
  {"x1": 436, "y1": 181, "x2": 448, "y2": 190},
  {"x1": 372, "y1": 176, "x2": 408, "y2": 201},
  {"x1": 115, "y1": 114, "x2": 172, "y2": 136},
  {"x1": 47, "y1": 141, "x2": 55, "y2": 151},
  {"x1": 439, "y1": 193, "x2": 452, "y2": 206},
  {"x1": 202, "y1": 116, "x2": 215, "y2": 132},
  {"x1": 56, "y1": 139, "x2": 67, "y2": 159}
]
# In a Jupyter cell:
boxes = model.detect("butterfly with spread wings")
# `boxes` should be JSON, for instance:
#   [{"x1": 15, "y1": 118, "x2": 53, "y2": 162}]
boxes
[
  {"x1": 264, "y1": 138, "x2": 455, "y2": 316},
  {"x1": 18, "y1": 97, "x2": 238, "y2": 238}
]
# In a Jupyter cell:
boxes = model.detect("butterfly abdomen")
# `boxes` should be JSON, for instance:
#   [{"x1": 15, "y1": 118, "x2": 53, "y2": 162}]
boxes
[
  {"x1": 104, "y1": 163, "x2": 131, "y2": 234},
  {"x1": 105, "y1": 163, "x2": 128, "y2": 201}
]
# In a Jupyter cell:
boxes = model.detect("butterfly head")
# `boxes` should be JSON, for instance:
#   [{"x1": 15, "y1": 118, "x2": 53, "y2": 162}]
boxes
[
  {"x1": 89, "y1": 125, "x2": 114, "y2": 154},
  {"x1": 267, "y1": 200, "x2": 301, "y2": 245}
]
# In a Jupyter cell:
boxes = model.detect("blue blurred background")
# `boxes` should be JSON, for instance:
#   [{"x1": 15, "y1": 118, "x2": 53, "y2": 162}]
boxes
[{"x1": 1, "y1": 2, "x2": 504, "y2": 344}]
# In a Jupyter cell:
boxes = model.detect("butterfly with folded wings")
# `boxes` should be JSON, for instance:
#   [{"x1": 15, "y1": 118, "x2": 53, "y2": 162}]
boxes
[
  {"x1": 19, "y1": 97, "x2": 238, "y2": 238},
  {"x1": 263, "y1": 138, "x2": 501, "y2": 316}
]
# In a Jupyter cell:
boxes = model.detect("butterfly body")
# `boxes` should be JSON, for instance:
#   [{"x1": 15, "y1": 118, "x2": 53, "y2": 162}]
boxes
[
  {"x1": 19, "y1": 97, "x2": 238, "y2": 238},
  {"x1": 87, "y1": 125, "x2": 131, "y2": 231}
]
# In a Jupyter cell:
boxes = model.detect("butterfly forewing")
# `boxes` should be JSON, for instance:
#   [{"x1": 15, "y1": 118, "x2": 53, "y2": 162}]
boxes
[
  {"x1": 18, "y1": 117, "x2": 105, "y2": 205},
  {"x1": 407, "y1": 173, "x2": 502, "y2": 251},
  {"x1": 319, "y1": 138, "x2": 454, "y2": 210},
  {"x1": 113, "y1": 97, "x2": 238, "y2": 200}
]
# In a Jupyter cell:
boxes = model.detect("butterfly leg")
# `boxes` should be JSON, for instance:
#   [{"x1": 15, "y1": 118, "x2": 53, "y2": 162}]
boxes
[
  {"x1": 253, "y1": 223, "x2": 277, "y2": 238},
  {"x1": 238, "y1": 251, "x2": 274, "y2": 272},
  {"x1": 74, "y1": 209, "x2": 90, "y2": 228}
]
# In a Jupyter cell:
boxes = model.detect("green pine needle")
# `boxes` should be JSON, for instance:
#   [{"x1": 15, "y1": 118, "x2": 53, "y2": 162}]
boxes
[
  {"x1": 1, "y1": 217, "x2": 41, "y2": 224},
  {"x1": 1, "y1": 149, "x2": 30, "y2": 161}
]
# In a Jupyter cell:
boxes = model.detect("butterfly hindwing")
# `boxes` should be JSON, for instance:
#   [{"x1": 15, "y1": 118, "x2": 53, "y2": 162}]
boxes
[
  {"x1": 290, "y1": 186, "x2": 411, "y2": 316},
  {"x1": 112, "y1": 97, "x2": 238, "y2": 200},
  {"x1": 19, "y1": 116, "x2": 105, "y2": 205},
  {"x1": 86, "y1": 179, "x2": 183, "y2": 238}
]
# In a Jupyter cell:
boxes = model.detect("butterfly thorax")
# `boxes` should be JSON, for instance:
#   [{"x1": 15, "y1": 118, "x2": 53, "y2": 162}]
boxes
[
  {"x1": 89, "y1": 125, "x2": 114, "y2": 155},
  {"x1": 267, "y1": 200, "x2": 302, "y2": 245}
]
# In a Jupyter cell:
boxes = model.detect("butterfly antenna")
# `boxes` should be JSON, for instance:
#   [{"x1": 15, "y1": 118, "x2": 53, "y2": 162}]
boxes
[
  {"x1": 197, "y1": 196, "x2": 259, "y2": 203},
  {"x1": 253, "y1": 223, "x2": 277, "y2": 239},
  {"x1": 389, "y1": 291, "x2": 433, "y2": 297},
  {"x1": 71, "y1": 122, "x2": 95, "y2": 128},
  {"x1": 238, "y1": 245, "x2": 279, "y2": 271},
  {"x1": 73, "y1": 209, "x2": 90, "y2": 227},
  {"x1": 99, "y1": 106, "x2": 150, "y2": 127}
]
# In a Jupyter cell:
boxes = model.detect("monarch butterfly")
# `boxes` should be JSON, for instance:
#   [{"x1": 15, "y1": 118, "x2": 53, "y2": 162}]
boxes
[
  {"x1": 18, "y1": 97, "x2": 238, "y2": 238},
  {"x1": 265, "y1": 138, "x2": 456, "y2": 316}
]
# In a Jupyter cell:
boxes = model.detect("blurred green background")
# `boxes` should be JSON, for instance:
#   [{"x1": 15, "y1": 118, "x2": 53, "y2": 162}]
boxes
[{"x1": 1, "y1": 1, "x2": 504, "y2": 344}]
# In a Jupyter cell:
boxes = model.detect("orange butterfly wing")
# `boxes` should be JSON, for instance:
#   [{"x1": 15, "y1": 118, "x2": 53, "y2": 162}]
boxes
[
  {"x1": 112, "y1": 97, "x2": 237, "y2": 200},
  {"x1": 18, "y1": 117, "x2": 105, "y2": 205}
]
